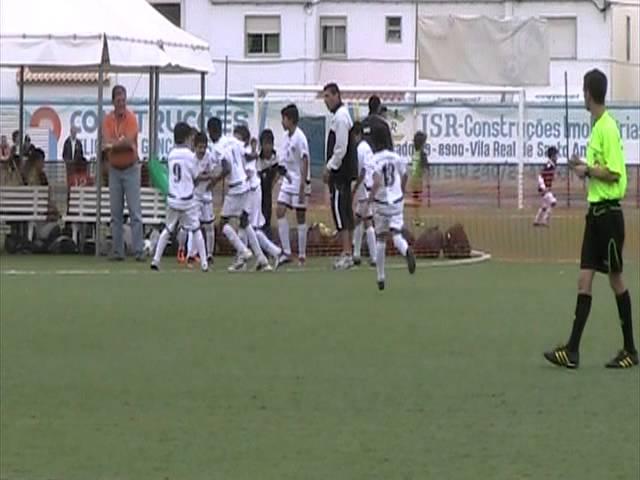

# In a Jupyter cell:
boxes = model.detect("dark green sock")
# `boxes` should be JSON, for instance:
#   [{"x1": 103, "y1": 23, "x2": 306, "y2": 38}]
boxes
[
  {"x1": 567, "y1": 294, "x2": 592, "y2": 352},
  {"x1": 616, "y1": 290, "x2": 636, "y2": 353}
]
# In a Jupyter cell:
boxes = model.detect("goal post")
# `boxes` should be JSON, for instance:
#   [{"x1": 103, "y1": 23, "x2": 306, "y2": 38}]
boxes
[{"x1": 254, "y1": 84, "x2": 527, "y2": 209}]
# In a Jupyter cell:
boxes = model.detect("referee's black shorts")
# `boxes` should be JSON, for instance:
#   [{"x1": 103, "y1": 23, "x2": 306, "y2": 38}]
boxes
[
  {"x1": 329, "y1": 175, "x2": 354, "y2": 232},
  {"x1": 580, "y1": 200, "x2": 625, "y2": 274}
]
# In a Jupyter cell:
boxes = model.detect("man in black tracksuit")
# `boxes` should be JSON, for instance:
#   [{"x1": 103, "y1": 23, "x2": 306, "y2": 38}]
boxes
[
  {"x1": 362, "y1": 95, "x2": 394, "y2": 151},
  {"x1": 323, "y1": 83, "x2": 356, "y2": 270}
]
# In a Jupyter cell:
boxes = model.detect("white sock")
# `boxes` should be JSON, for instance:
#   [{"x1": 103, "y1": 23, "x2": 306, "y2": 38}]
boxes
[
  {"x1": 177, "y1": 228, "x2": 187, "y2": 250},
  {"x1": 297, "y1": 224, "x2": 308, "y2": 259},
  {"x1": 393, "y1": 233, "x2": 409, "y2": 257},
  {"x1": 256, "y1": 229, "x2": 281, "y2": 258},
  {"x1": 244, "y1": 225, "x2": 267, "y2": 263},
  {"x1": 238, "y1": 228, "x2": 248, "y2": 248},
  {"x1": 366, "y1": 226, "x2": 377, "y2": 263},
  {"x1": 543, "y1": 207, "x2": 552, "y2": 224},
  {"x1": 535, "y1": 207, "x2": 545, "y2": 223},
  {"x1": 192, "y1": 229, "x2": 208, "y2": 270},
  {"x1": 223, "y1": 224, "x2": 247, "y2": 255},
  {"x1": 353, "y1": 223, "x2": 363, "y2": 258},
  {"x1": 278, "y1": 217, "x2": 291, "y2": 256},
  {"x1": 153, "y1": 228, "x2": 171, "y2": 264},
  {"x1": 204, "y1": 223, "x2": 214, "y2": 257},
  {"x1": 376, "y1": 240, "x2": 386, "y2": 282}
]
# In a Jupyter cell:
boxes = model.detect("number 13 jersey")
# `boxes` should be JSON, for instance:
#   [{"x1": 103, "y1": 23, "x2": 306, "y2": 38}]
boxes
[{"x1": 371, "y1": 150, "x2": 408, "y2": 207}]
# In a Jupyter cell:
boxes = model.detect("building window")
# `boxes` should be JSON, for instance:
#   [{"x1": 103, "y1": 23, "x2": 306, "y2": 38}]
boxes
[
  {"x1": 152, "y1": 2, "x2": 181, "y2": 27},
  {"x1": 546, "y1": 17, "x2": 577, "y2": 60},
  {"x1": 626, "y1": 16, "x2": 631, "y2": 62},
  {"x1": 386, "y1": 16, "x2": 402, "y2": 43},
  {"x1": 245, "y1": 16, "x2": 281, "y2": 56},
  {"x1": 321, "y1": 17, "x2": 347, "y2": 57}
]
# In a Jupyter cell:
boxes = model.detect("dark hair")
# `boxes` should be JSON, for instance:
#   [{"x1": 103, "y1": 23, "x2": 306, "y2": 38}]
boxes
[
  {"x1": 413, "y1": 131, "x2": 427, "y2": 147},
  {"x1": 547, "y1": 146, "x2": 559, "y2": 159},
  {"x1": 368, "y1": 95, "x2": 381, "y2": 115},
  {"x1": 11, "y1": 130, "x2": 19, "y2": 141},
  {"x1": 583, "y1": 69, "x2": 607, "y2": 105},
  {"x1": 352, "y1": 121, "x2": 363, "y2": 136},
  {"x1": 194, "y1": 131, "x2": 208, "y2": 146},
  {"x1": 259, "y1": 129, "x2": 274, "y2": 145},
  {"x1": 174, "y1": 122, "x2": 192, "y2": 144},
  {"x1": 207, "y1": 117, "x2": 222, "y2": 134},
  {"x1": 323, "y1": 83, "x2": 340, "y2": 96},
  {"x1": 112, "y1": 85, "x2": 126, "y2": 101},
  {"x1": 371, "y1": 124, "x2": 389, "y2": 152},
  {"x1": 31, "y1": 148, "x2": 45, "y2": 161},
  {"x1": 281, "y1": 104, "x2": 299, "y2": 125},
  {"x1": 233, "y1": 125, "x2": 251, "y2": 143}
]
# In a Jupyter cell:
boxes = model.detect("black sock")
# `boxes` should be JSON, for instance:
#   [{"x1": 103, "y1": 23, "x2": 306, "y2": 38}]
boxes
[
  {"x1": 616, "y1": 290, "x2": 636, "y2": 353},
  {"x1": 567, "y1": 294, "x2": 592, "y2": 352}
]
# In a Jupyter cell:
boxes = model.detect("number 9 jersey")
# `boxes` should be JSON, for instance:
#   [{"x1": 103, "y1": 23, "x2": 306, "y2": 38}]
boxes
[{"x1": 167, "y1": 145, "x2": 198, "y2": 211}]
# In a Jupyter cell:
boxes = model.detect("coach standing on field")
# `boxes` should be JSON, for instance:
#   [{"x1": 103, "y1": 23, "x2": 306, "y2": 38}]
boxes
[
  {"x1": 323, "y1": 83, "x2": 356, "y2": 270},
  {"x1": 544, "y1": 69, "x2": 637, "y2": 369},
  {"x1": 102, "y1": 85, "x2": 144, "y2": 261}
]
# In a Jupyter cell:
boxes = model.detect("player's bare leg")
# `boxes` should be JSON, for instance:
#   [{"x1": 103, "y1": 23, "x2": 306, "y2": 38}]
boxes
[
  {"x1": 353, "y1": 216, "x2": 364, "y2": 265},
  {"x1": 296, "y1": 208, "x2": 307, "y2": 266},
  {"x1": 276, "y1": 203, "x2": 292, "y2": 268}
]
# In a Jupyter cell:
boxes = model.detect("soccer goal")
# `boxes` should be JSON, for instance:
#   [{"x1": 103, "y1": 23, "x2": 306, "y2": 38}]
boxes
[{"x1": 253, "y1": 84, "x2": 528, "y2": 209}]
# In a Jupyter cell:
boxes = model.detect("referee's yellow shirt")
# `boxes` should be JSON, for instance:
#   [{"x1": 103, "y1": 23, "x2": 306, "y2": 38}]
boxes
[{"x1": 586, "y1": 111, "x2": 627, "y2": 203}]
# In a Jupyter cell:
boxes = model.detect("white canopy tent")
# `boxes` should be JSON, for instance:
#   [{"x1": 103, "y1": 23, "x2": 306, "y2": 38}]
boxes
[{"x1": 0, "y1": 0, "x2": 214, "y2": 255}]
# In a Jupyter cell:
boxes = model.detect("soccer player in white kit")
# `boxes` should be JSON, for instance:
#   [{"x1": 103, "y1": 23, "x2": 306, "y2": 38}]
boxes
[
  {"x1": 206, "y1": 118, "x2": 270, "y2": 272},
  {"x1": 233, "y1": 125, "x2": 283, "y2": 265},
  {"x1": 367, "y1": 123, "x2": 416, "y2": 290},
  {"x1": 351, "y1": 121, "x2": 377, "y2": 267},
  {"x1": 187, "y1": 131, "x2": 217, "y2": 263},
  {"x1": 151, "y1": 122, "x2": 208, "y2": 272},
  {"x1": 275, "y1": 104, "x2": 310, "y2": 267}
]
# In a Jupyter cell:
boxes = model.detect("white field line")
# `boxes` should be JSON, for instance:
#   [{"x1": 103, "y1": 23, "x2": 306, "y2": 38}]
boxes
[{"x1": 0, "y1": 251, "x2": 491, "y2": 276}]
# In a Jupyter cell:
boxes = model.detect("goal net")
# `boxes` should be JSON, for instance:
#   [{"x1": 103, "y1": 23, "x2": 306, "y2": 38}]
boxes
[{"x1": 252, "y1": 85, "x2": 640, "y2": 262}]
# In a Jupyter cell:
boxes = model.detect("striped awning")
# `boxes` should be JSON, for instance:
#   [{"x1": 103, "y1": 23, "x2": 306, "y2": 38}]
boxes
[{"x1": 18, "y1": 68, "x2": 110, "y2": 84}]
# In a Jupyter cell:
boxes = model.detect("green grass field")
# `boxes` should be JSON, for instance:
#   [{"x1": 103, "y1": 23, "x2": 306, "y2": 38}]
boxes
[{"x1": 1, "y1": 255, "x2": 639, "y2": 480}]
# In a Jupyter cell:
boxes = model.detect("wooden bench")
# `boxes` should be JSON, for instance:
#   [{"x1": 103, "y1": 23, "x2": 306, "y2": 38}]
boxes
[
  {"x1": 65, "y1": 186, "x2": 165, "y2": 243},
  {"x1": 0, "y1": 186, "x2": 50, "y2": 241}
]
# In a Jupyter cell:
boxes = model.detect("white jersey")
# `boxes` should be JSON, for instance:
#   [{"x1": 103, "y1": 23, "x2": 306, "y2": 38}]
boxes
[
  {"x1": 220, "y1": 136, "x2": 249, "y2": 195},
  {"x1": 371, "y1": 150, "x2": 408, "y2": 206},
  {"x1": 279, "y1": 127, "x2": 310, "y2": 195},
  {"x1": 167, "y1": 146, "x2": 197, "y2": 210},
  {"x1": 194, "y1": 150, "x2": 216, "y2": 203},
  {"x1": 355, "y1": 140, "x2": 374, "y2": 202},
  {"x1": 243, "y1": 145, "x2": 261, "y2": 189}
]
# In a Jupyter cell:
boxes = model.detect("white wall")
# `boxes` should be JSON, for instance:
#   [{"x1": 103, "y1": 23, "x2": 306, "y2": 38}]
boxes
[
  {"x1": 1, "y1": 0, "x2": 636, "y2": 102},
  {"x1": 610, "y1": 2, "x2": 640, "y2": 101}
]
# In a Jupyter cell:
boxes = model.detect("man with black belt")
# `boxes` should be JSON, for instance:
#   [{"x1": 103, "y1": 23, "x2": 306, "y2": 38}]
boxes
[
  {"x1": 544, "y1": 69, "x2": 637, "y2": 369},
  {"x1": 323, "y1": 83, "x2": 356, "y2": 270}
]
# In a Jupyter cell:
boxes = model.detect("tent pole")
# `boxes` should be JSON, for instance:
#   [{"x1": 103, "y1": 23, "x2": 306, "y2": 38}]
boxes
[
  {"x1": 153, "y1": 67, "x2": 160, "y2": 159},
  {"x1": 18, "y1": 66, "x2": 25, "y2": 159},
  {"x1": 148, "y1": 67, "x2": 155, "y2": 160},
  {"x1": 95, "y1": 63, "x2": 105, "y2": 257},
  {"x1": 223, "y1": 56, "x2": 229, "y2": 135},
  {"x1": 200, "y1": 72, "x2": 206, "y2": 132}
]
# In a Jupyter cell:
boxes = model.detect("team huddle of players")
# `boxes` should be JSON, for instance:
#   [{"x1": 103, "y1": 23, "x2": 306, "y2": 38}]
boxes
[{"x1": 150, "y1": 103, "x2": 416, "y2": 289}]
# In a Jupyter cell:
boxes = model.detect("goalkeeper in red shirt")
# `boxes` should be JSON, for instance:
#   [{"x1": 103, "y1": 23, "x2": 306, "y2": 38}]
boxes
[{"x1": 533, "y1": 146, "x2": 558, "y2": 227}]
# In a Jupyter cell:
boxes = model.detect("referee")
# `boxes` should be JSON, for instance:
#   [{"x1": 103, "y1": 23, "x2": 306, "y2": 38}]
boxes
[
  {"x1": 544, "y1": 69, "x2": 637, "y2": 369},
  {"x1": 323, "y1": 83, "x2": 356, "y2": 270}
]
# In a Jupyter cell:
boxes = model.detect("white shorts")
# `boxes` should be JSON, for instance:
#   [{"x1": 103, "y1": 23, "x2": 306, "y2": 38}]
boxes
[
  {"x1": 541, "y1": 191, "x2": 557, "y2": 209},
  {"x1": 221, "y1": 192, "x2": 249, "y2": 219},
  {"x1": 247, "y1": 186, "x2": 265, "y2": 228},
  {"x1": 373, "y1": 204, "x2": 404, "y2": 236},
  {"x1": 355, "y1": 200, "x2": 373, "y2": 220},
  {"x1": 277, "y1": 190, "x2": 308, "y2": 210},
  {"x1": 165, "y1": 205, "x2": 200, "y2": 233},
  {"x1": 198, "y1": 201, "x2": 215, "y2": 224}
]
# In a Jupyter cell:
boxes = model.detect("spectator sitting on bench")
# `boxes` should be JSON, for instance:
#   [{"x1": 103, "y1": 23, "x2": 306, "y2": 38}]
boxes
[{"x1": 24, "y1": 148, "x2": 49, "y2": 186}]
